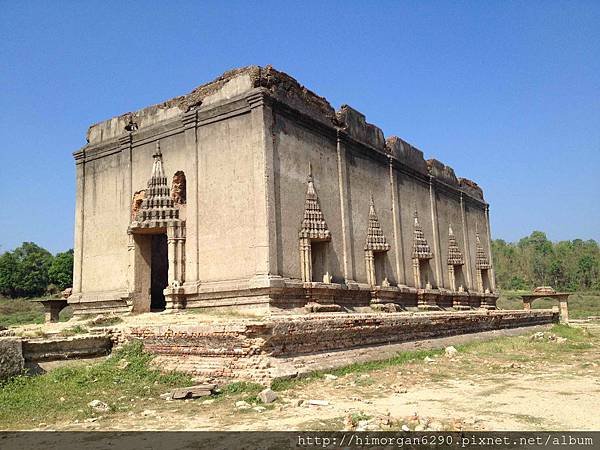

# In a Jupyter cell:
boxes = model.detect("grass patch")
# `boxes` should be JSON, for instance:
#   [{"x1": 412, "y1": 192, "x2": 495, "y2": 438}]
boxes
[
  {"x1": 219, "y1": 381, "x2": 264, "y2": 395},
  {"x1": 300, "y1": 416, "x2": 346, "y2": 431},
  {"x1": 271, "y1": 348, "x2": 443, "y2": 391},
  {"x1": 350, "y1": 411, "x2": 371, "y2": 422},
  {"x1": 551, "y1": 323, "x2": 590, "y2": 340},
  {"x1": 454, "y1": 324, "x2": 593, "y2": 361},
  {"x1": 0, "y1": 341, "x2": 193, "y2": 430},
  {"x1": 210, "y1": 381, "x2": 266, "y2": 405},
  {"x1": 0, "y1": 297, "x2": 72, "y2": 327},
  {"x1": 59, "y1": 325, "x2": 88, "y2": 336},
  {"x1": 0, "y1": 298, "x2": 44, "y2": 327},
  {"x1": 510, "y1": 413, "x2": 545, "y2": 426},
  {"x1": 354, "y1": 375, "x2": 375, "y2": 387}
]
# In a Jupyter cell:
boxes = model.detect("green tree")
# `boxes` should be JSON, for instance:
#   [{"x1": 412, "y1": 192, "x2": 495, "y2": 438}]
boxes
[
  {"x1": 13, "y1": 242, "x2": 53, "y2": 297},
  {"x1": 578, "y1": 255, "x2": 595, "y2": 290},
  {"x1": 48, "y1": 249, "x2": 74, "y2": 290},
  {"x1": 492, "y1": 233, "x2": 600, "y2": 292},
  {"x1": 0, "y1": 251, "x2": 19, "y2": 297},
  {"x1": 517, "y1": 231, "x2": 553, "y2": 286},
  {"x1": 0, "y1": 242, "x2": 53, "y2": 298},
  {"x1": 507, "y1": 276, "x2": 528, "y2": 290}
]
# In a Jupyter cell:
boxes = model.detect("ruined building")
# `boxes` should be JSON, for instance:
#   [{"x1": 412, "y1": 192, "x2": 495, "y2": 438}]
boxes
[{"x1": 69, "y1": 66, "x2": 497, "y2": 315}]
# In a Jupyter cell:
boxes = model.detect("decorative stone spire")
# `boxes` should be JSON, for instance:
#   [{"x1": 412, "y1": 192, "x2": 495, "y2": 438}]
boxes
[
  {"x1": 412, "y1": 209, "x2": 432, "y2": 259},
  {"x1": 475, "y1": 225, "x2": 491, "y2": 269},
  {"x1": 447, "y1": 224, "x2": 464, "y2": 266},
  {"x1": 299, "y1": 163, "x2": 330, "y2": 241},
  {"x1": 365, "y1": 196, "x2": 389, "y2": 252},
  {"x1": 131, "y1": 142, "x2": 180, "y2": 228}
]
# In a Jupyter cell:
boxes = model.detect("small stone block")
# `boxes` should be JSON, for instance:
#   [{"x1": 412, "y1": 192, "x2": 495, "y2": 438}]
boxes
[{"x1": 258, "y1": 388, "x2": 278, "y2": 404}]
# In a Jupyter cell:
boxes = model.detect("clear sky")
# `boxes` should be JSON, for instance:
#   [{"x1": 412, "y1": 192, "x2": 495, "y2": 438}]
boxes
[{"x1": 1, "y1": 1, "x2": 598, "y2": 254}]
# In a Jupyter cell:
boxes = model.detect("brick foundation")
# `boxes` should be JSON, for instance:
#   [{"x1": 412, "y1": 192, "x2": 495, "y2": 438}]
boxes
[{"x1": 126, "y1": 309, "x2": 558, "y2": 383}]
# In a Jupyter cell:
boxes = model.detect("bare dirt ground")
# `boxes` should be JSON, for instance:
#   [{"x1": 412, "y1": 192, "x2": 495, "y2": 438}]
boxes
[{"x1": 46, "y1": 322, "x2": 600, "y2": 432}]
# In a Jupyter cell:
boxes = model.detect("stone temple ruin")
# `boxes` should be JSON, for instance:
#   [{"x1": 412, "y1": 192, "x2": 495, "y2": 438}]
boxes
[
  {"x1": 62, "y1": 66, "x2": 557, "y2": 382},
  {"x1": 70, "y1": 65, "x2": 499, "y2": 315}
]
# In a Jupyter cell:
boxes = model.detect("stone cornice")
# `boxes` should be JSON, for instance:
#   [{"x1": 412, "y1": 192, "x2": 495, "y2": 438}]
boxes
[
  {"x1": 390, "y1": 157, "x2": 431, "y2": 186},
  {"x1": 246, "y1": 88, "x2": 274, "y2": 109},
  {"x1": 73, "y1": 85, "x2": 489, "y2": 208},
  {"x1": 269, "y1": 95, "x2": 338, "y2": 143},
  {"x1": 181, "y1": 109, "x2": 198, "y2": 129},
  {"x1": 431, "y1": 177, "x2": 462, "y2": 200},
  {"x1": 73, "y1": 149, "x2": 86, "y2": 164},
  {"x1": 118, "y1": 133, "x2": 133, "y2": 148},
  {"x1": 460, "y1": 191, "x2": 488, "y2": 208},
  {"x1": 268, "y1": 99, "x2": 486, "y2": 206},
  {"x1": 73, "y1": 93, "x2": 253, "y2": 163},
  {"x1": 341, "y1": 132, "x2": 389, "y2": 166}
]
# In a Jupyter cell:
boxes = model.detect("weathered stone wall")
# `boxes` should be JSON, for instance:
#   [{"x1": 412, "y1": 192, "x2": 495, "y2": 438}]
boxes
[
  {"x1": 346, "y1": 144, "x2": 397, "y2": 285},
  {"x1": 397, "y1": 174, "x2": 435, "y2": 285},
  {"x1": 71, "y1": 65, "x2": 494, "y2": 312},
  {"x1": 195, "y1": 113, "x2": 258, "y2": 282},
  {"x1": 435, "y1": 188, "x2": 465, "y2": 288},
  {"x1": 465, "y1": 200, "x2": 493, "y2": 289},
  {"x1": 71, "y1": 72, "x2": 267, "y2": 312},
  {"x1": 0, "y1": 337, "x2": 24, "y2": 379},
  {"x1": 21, "y1": 336, "x2": 113, "y2": 362},
  {"x1": 79, "y1": 151, "x2": 130, "y2": 294},
  {"x1": 270, "y1": 94, "x2": 490, "y2": 291},
  {"x1": 128, "y1": 310, "x2": 558, "y2": 382},
  {"x1": 272, "y1": 111, "x2": 342, "y2": 282}
]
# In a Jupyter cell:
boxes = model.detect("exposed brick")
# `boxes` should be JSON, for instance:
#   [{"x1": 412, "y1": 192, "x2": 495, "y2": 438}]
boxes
[{"x1": 123, "y1": 310, "x2": 558, "y2": 383}]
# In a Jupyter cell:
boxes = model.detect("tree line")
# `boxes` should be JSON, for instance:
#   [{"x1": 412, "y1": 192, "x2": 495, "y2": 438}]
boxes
[
  {"x1": 492, "y1": 231, "x2": 600, "y2": 291},
  {"x1": 0, "y1": 232, "x2": 598, "y2": 298},
  {"x1": 0, "y1": 243, "x2": 73, "y2": 298}
]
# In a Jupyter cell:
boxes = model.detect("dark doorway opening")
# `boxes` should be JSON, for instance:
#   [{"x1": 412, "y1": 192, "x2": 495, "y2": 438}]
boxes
[
  {"x1": 453, "y1": 265, "x2": 465, "y2": 291},
  {"x1": 374, "y1": 252, "x2": 386, "y2": 286},
  {"x1": 481, "y1": 269, "x2": 491, "y2": 293},
  {"x1": 311, "y1": 241, "x2": 328, "y2": 282},
  {"x1": 151, "y1": 234, "x2": 168, "y2": 311},
  {"x1": 418, "y1": 259, "x2": 433, "y2": 289}
]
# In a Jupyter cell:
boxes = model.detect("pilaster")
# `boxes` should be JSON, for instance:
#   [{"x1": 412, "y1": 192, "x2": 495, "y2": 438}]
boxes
[
  {"x1": 126, "y1": 230, "x2": 135, "y2": 295},
  {"x1": 429, "y1": 178, "x2": 443, "y2": 287},
  {"x1": 182, "y1": 110, "x2": 199, "y2": 284},
  {"x1": 476, "y1": 269, "x2": 484, "y2": 293},
  {"x1": 71, "y1": 152, "x2": 86, "y2": 296},
  {"x1": 336, "y1": 132, "x2": 356, "y2": 284},
  {"x1": 248, "y1": 91, "x2": 278, "y2": 279},
  {"x1": 118, "y1": 133, "x2": 133, "y2": 217},
  {"x1": 484, "y1": 204, "x2": 496, "y2": 292},
  {"x1": 448, "y1": 265, "x2": 456, "y2": 292},
  {"x1": 413, "y1": 259, "x2": 421, "y2": 288},
  {"x1": 167, "y1": 225, "x2": 176, "y2": 286},
  {"x1": 119, "y1": 133, "x2": 133, "y2": 298},
  {"x1": 300, "y1": 238, "x2": 312, "y2": 282},
  {"x1": 365, "y1": 250, "x2": 375, "y2": 287},
  {"x1": 460, "y1": 193, "x2": 473, "y2": 290},
  {"x1": 389, "y1": 158, "x2": 406, "y2": 284}
]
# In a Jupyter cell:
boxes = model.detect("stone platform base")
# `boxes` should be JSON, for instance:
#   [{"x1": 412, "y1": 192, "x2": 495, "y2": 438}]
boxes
[
  {"x1": 69, "y1": 281, "x2": 499, "y2": 316},
  {"x1": 125, "y1": 309, "x2": 558, "y2": 384}
]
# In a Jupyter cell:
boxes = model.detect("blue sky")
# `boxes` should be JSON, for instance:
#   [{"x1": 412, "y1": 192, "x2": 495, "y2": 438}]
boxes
[{"x1": 0, "y1": 1, "x2": 598, "y2": 254}]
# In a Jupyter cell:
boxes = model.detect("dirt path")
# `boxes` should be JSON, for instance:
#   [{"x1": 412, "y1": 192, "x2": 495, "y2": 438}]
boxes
[{"x1": 49, "y1": 323, "x2": 600, "y2": 432}]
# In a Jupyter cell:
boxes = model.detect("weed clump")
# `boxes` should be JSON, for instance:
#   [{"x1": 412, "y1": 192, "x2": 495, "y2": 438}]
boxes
[{"x1": 0, "y1": 341, "x2": 193, "y2": 429}]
